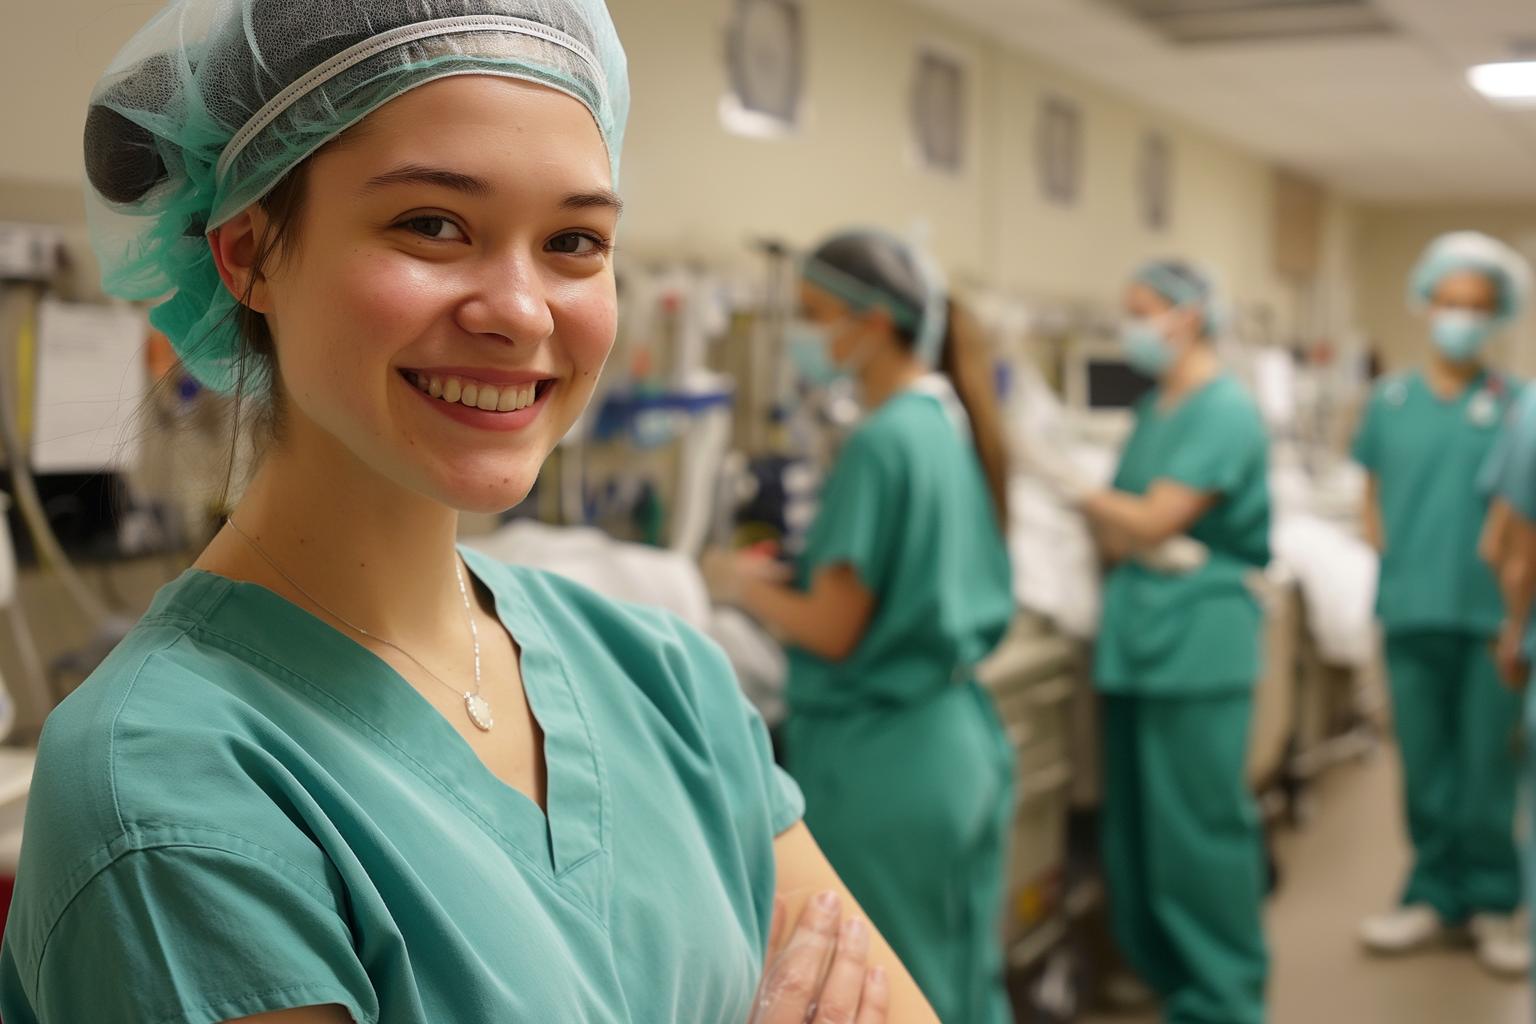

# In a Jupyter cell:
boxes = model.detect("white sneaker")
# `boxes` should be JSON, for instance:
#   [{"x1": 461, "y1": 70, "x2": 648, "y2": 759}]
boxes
[
  {"x1": 1470, "y1": 913, "x2": 1531, "y2": 978},
  {"x1": 1359, "y1": 905, "x2": 1446, "y2": 954}
]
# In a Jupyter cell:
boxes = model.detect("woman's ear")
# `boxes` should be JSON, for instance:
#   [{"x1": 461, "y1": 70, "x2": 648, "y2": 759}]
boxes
[
  {"x1": 1170, "y1": 304, "x2": 1205, "y2": 343},
  {"x1": 208, "y1": 207, "x2": 274, "y2": 313},
  {"x1": 863, "y1": 304, "x2": 897, "y2": 338}
]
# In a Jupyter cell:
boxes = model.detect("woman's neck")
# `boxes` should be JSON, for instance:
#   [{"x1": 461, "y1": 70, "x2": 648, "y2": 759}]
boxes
[
  {"x1": 858, "y1": 347, "x2": 927, "y2": 410},
  {"x1": 198, "y1": 417, "x2": 471, "y2": 645},
  {"x1": 1159, "y1": 341, "x2": 1220, "y2": 406},
  {"x1": 1425, "y1": 350, "x2": 1483, "y2": 398}
]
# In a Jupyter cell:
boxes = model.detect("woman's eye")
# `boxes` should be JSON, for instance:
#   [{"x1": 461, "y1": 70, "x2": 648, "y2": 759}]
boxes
[
  {"x1": 401, "y1": 216, "x2": 466, "y2": 242},
  {"x1": 548, "y1": 232, "x2": 610, "y2": 256}
]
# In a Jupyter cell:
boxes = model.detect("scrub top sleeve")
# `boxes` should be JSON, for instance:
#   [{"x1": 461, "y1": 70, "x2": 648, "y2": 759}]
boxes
[
  {"x1": 27, "y1": 844, "x2": 377, "y2": 1024},
  {"x1": 801, "y1": 431, "x2": 896, "y2": 593},
  {"x1": 1496, "y1": 388, "x2": 1536, "y2": 522},
  {"x1": 1481, "y1": 409, "x2": 1516, "y2": 498},
  {"x1": 675, "y1": 622, "x2": 805, "y2": 837},
  {"x1": 1161, "y1": 399, "x2": 1260, "y2": 496}
]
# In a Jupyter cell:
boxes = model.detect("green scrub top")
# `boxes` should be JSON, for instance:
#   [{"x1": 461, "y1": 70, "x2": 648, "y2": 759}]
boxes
[
  {"x1": 1352, "y1": 369, "x2": 1516, "y2": 636},
  {"x1": 1096, "y1": 374, "x2": 1271, "y2": 695},
  {"x1": 0, "y1": 548, "x2": 803, "y2": 1024},
  {"x1": 787, "y1": 386, "x2": 1013, "y2": 713}
]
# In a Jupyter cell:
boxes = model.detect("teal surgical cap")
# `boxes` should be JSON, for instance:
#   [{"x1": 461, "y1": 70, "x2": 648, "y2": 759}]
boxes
[
  {"x1": 84, "y1": 0, "x2": 630, "y2": 392},
  {"x1": 1409, "y1": 231, "x2": 1532, "y2": 327},
  {"x1": 801, "y1": 229, "x2": 950, "y2": 368},
  {"x1": 1131, "y1": 258, "x2": 1224, "y2": 337}
]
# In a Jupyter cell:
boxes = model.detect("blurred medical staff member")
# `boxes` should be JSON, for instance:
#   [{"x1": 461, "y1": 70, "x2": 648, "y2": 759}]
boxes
[
  {"x1": 1029, "y1": 260, "x2": 1271, "y2": 1024},
  {"x1": 1352, "y1": 231, "x2": 1532, "y2": 976},
  {"x1": 709, "y1": 230, "x2": 1015, "y2": 1024},
  {"x1": 1479, "y1": 336, "x2": 1536, "y2": 991}
]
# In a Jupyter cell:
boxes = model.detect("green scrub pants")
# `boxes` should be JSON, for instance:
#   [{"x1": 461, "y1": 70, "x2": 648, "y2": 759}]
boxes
[
  {"x1": 1102, "y1": 691, "x2": 1268, "y2": 1024},
  {"x1": 1384, "y1": 631, "x2": 1522, "y2": 921},
  {"x1": 786, "y1": 681, "x2": 1015, "y2": 1024}
]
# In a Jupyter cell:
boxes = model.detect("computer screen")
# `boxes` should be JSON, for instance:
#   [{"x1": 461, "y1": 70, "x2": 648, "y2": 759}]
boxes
[{"x1": 1085, "y1": 358, "x2": 1155, "y2": 410}]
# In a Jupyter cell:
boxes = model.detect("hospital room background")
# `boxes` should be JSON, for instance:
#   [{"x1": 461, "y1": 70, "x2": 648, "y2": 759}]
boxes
[{"x1": 2, "y1": 0, "x2": 1536, "y2": 1021}]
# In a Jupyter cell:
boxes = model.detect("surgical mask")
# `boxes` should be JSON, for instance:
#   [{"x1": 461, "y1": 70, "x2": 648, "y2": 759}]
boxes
[
  {"x1": 1120, "y1": 318, "x2": 1175, "y2": 378},
  {"x1": 787, "y1": 321, "x2": 845, "y2": 388},
  {"x1": 1431, "y1": 309, "x2": 1495, "y2": 362}
]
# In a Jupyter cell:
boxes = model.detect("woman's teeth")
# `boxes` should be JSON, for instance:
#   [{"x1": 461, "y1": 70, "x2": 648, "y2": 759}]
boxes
[{"x1": 408, "y1": 372, "x2": 540, "y2": 412}]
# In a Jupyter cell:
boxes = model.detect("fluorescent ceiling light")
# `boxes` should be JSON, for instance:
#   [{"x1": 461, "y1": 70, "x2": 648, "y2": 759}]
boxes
[{"x1": 1469, "y1": 62, "x2": 1536, "y2": 104}]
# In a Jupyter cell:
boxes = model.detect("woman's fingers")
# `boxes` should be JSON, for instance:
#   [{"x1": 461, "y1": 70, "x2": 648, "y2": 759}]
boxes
[
  {"x1": 811, "y1": 916, "x2": 870, "y2": 1024},
  {"x1": 751, "y1": 891, "x2": 842, "y2": 1024},
  {"x1": 854, "y1": 967, "x2": 890, "y2": 1024}
]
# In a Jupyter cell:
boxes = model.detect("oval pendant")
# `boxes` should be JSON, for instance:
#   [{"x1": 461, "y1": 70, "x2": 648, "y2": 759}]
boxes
[{"x1": 464, "y1": 693, "x2": 494, "y2": 732}]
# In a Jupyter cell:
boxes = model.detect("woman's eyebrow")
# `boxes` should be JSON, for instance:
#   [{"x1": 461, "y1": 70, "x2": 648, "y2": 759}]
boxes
[
  {"x1": 359, "y1": 164, "x2": 493, "y2": 196},
  {"x1": 562, "y1": 189, "x2": 623, "y2": 214}
]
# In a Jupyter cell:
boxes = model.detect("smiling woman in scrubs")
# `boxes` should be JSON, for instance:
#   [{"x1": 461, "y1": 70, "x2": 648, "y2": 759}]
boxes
[
  {"x1": 711, "y1": 230, "x2": 1015, "y2": 1024},
  {"x1": 1030, "y1": 260, "x2": 1271, "y2": 1024},
  {"x1": 1352, "y1": 231, "x2": 1532, "y2": 977},
  {"x1": 0, "y1": 3, "x2": 940, "y2": 1023}
]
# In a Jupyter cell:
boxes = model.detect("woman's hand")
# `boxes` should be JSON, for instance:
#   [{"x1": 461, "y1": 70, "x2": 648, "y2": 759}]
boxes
[
  {"x1": 1133, "y1": 534, "x2": 1209, "y2": 575},
  {"x1": 750, "y1": 891, "x2": 889, "y2": 1024},
  {"x1": 702, "y1": 545, "x2": 792, "y2": 606},
  {"x1": 1495, "y1": 621, "x2": 1529, "y2": 691}
]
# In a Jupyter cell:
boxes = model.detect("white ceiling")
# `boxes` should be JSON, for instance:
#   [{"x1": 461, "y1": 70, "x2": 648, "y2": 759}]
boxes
[{"x1": 909, "y1": 0, "x2": 1536, "y2": 204}]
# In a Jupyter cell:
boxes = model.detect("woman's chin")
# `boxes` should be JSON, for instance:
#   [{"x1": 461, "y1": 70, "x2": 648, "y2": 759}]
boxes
[
  {"x1": 410, "y1": 456, "x2": 544, "y2": 517},
  {"x1": 441, "y1": 476, "x2": 539, "y2": 516}
]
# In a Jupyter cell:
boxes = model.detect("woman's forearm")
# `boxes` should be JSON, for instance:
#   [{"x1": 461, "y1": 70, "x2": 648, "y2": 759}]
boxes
[
  {"x1": 1501, "y1": 550, "x2": 1536, "y2": 635},
  {"x1": 1482, "y1": 499, "x2": 1513, "y2": 569},
  {"x1": 1081, "y1": 489, "x2": 1176, "y2": 549},
  {"x1": 743, "y1": 581, "x2": 848, "y2": 660},
  {"x1": 741, "y1": 568, "x2": 873, "y2": 662},
  {"x1": 1089, "y1": 516, "x2": 1134, "y2": 565}
]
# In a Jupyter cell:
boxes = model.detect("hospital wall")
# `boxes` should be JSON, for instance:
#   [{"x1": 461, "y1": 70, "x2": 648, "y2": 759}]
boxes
[
  {"x1": 1, "y1": 0, "x2": 1355, "y2": 345},
  {"x1": 1353, "y1": 204, "x2": 1536, "y2": 377}
]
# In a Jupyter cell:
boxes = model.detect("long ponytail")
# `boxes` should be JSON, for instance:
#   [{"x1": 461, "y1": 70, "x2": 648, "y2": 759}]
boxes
[{"x1": 939, "y1": 301, "x2": 1010, "y2": 526}]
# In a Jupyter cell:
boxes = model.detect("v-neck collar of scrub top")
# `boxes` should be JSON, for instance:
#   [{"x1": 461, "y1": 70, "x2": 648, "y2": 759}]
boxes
[
  {"x1": 162, "y1": 546, "x2": 606, "y2": 884},
  {"x1": 1415, "y1": 365, "x2": 1490, "y2": 408},
  {"x1": 1150, "y1": 372, "x2": 1223, "y2": 419}
]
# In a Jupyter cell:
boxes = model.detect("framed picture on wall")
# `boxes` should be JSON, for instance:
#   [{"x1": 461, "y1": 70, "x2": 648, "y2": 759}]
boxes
[
  {"x1": 1139, "y1": 132, "x2": 1172, "y2": 231},
  {"x1": 1037, "y1": 95, "x2": 1082, "y2": 206},
  {"x1": 720, "y1": 0, "x2": 805, "y2": 138},
  {"x1": 911, "y1": 48, "x2": 967, "y2": 175}
]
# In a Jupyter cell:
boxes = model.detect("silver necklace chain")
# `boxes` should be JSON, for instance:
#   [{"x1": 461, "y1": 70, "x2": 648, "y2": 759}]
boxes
[{"x1": 224, "y1": 518, "x2": 493, "y2": 731}]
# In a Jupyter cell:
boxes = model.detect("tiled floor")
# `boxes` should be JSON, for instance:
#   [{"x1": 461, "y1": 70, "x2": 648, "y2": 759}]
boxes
[{"x1": 1081, "y1": 745, "x2": 1531, "y2": 1024}]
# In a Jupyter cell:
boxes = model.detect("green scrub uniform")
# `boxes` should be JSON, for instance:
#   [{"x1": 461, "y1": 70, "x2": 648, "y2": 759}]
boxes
[
  {"x1": 1096, "y1": 373, "x2": 1271, "y2": 1024},
  {"x1": 1353, "y1": 369, "x2": 1522, "y2": 923},
  {"x1": 784, "y1": 386, "x2": 1015, "y2": 1024},
  {"x1": 0, "y1": 549, "x2": 803, "y2": 1024}
]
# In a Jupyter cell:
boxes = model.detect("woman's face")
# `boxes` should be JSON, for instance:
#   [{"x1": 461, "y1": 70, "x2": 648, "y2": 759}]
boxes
[
  {"x1": 1430, "y1": 269, "x2": 1499, "y2": 316},
  {"x1": 798, "y1": 281, "x2": 894, "y2": 368},
  {"x1": 239, "y1": 76, "x2": 619, "y2": 514},
  {"x1": 1123, "y1": 282, "x2": 1172, "y2": 323}
]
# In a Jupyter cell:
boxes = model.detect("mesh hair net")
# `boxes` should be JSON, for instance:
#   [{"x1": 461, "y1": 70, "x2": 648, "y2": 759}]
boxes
[
  {"x1": 1409, "y1": 231, "x2": 1532, "y2": 327},
  {"x1": 801, "y1": 229, "x2": 950, "y2": 368},
  {"x1": 84, "y1": 0, "x2": 629, "y2": 392},
  {"x1": 1131, "y1": 258, "x2": 1226, "y2": 337}
]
